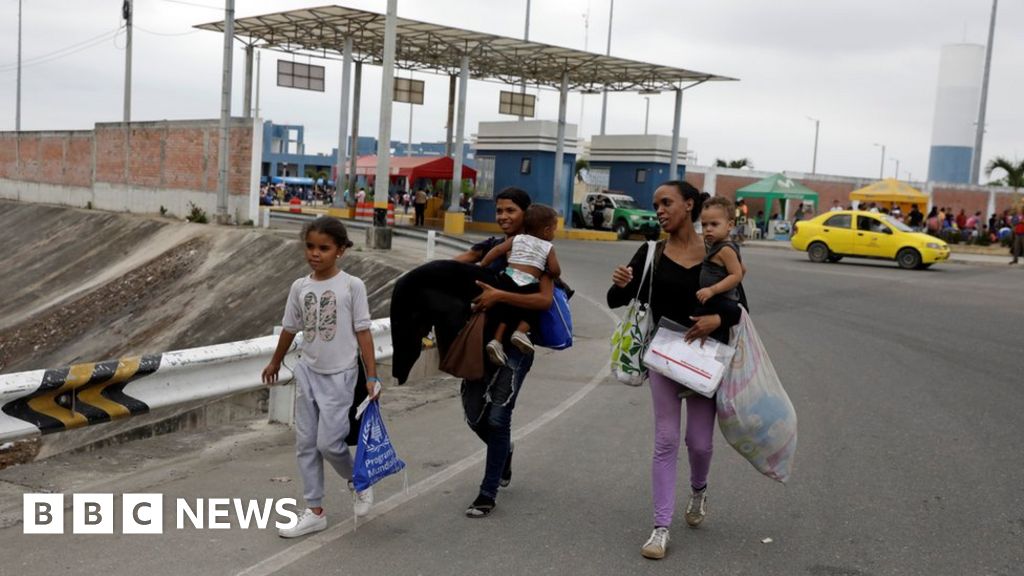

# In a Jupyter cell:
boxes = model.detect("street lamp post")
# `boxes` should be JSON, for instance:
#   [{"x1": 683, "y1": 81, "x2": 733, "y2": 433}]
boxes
[
  {"x1": 807, "y1": 116, "x2": 820, "y2": 174},
  {"x1": 890, "y1": 158, "x2": 900, "y2": 180},
  {"x1": 873, "y1": 143, "x2": 886, "y2": 179},
  {"x1": 644, "y1": 97, "x2": 650, "y2": 135},
  {"x1": 16, "y1": 0, "x2": 22, "y2": 131},
  {"x1": 971, "y1": 0, "x2": 998, "y2": 184},
  {"x1": 599, "y1": 0, "x2": 614, "y2": 135}
]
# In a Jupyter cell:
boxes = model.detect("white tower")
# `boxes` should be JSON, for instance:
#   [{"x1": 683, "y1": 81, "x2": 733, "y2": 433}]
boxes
[{"x1": 927, "y1": 44, "x2": 984, "y2": 184}]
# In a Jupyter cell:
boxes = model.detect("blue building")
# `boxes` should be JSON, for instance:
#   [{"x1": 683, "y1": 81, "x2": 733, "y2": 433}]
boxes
[
  {"x1": 260, "y1": 122, "x2": 472, "y2": 183},
  {"x1": 586, "y1": 135, "x2": 688, "y2": 209},
  {"x1": 471, "y1": 120, "x2": 578, "y2": 224}
]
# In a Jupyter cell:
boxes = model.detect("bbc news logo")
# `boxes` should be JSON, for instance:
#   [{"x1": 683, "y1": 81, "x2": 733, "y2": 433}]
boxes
[{"x1": 23, "y1": 494, "x2": 300, "y2": 534}]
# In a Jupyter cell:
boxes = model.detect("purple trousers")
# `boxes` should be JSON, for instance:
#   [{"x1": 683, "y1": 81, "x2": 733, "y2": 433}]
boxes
[{"x1": 648, "y1": 370, "x2": 716, "y2": 527}]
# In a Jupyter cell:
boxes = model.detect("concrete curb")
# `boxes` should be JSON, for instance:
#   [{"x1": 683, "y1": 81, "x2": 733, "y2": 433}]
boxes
[{"x1": 744, "y1": 240, "x2": 1014, "y2": 268}]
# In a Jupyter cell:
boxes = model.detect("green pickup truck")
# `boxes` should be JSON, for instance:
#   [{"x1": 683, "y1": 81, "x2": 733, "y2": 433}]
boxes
[{"x1": 572, "y1": 192, "x2": 661, "y2": 240}]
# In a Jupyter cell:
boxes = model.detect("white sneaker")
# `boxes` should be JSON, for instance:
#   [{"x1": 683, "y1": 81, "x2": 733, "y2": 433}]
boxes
[
  {"x1": 278, "y1": 508, "x2": 326, "y2": 538},
  {"x1": 349, "y1": 482, "x2": 374, "y2": 517},
  {"x1": 641, "y1": 526, "x2": 670, "y2": 559},
  {"x1": 509, "y1": 331, "x2": 535, "y2": 354},
  {"x1": 685, "y1": 487, "x2": 708, "y2": 527},
  {"x1": 486, "y1": 339, "x2": 508, "y2": 366}
]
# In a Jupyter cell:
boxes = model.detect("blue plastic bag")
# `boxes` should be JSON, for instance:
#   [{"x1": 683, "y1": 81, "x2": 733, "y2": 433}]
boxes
[
  {"x1": 534, "y1": 286, "x2": 573, "y2": 350},
  {"x1": 352, "y1": 399, "x2": 406, "y2": 491}
]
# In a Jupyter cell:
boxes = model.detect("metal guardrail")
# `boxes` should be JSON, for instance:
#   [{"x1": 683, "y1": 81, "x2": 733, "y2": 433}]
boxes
[
  {"x1": 0, "y1": 319, "x2": 392, "y2": 443},
  {"x1": 270, "y1": 210, "x2": 477, "y2": 252}
]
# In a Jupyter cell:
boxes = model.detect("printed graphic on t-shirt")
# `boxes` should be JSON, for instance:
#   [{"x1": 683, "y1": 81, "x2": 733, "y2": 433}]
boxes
[
  {"x1": 303, "y1": 292, "x2": 318, "y2": 342},
  {"x1": 319, "y1": 291, "x2": 338, "y2": 341},
  {"x1": 301, "y1": 289, "x2": 339, "y2": 342}
]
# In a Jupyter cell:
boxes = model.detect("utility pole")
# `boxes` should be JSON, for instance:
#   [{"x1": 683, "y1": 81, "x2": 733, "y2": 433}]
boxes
[
  {"x1": 808, "y1": 116, "x2": 820, "y2": 174},
  {"x1": 123, "y1": 0, "x2": 133, "y2": 123},
  {"x1": 971, "y1": 0, "x2": 998, "y2": 184},
  {"x1": 599, "y1": 0, "x2": 614, "y2": 134},
  {"x1": 873, "y1": 143, "x2": 886, "y2": 179},
  {"x1": 216, "y1": 0, "x2": 235, "y2": 223},
  {"x1": 16, "y1": 0, "x2": 22, "y2": 131}
]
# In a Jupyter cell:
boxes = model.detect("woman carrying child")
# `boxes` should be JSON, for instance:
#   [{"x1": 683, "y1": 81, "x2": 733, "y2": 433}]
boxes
[
  {"x1": 607, "y1": 182, "x2": 744, "y2": 560},
  {"x1": 478, "y1": 204, "x2": 561, "y2": 365},
  {"x1": 452, "y1": 187, "x2": 555, "y2": 518}
]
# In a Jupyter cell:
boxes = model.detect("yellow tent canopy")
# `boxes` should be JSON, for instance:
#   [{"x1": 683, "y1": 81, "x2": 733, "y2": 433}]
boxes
[{"x1": 849, "y1": 179, "x2": 928, "y2": 209}]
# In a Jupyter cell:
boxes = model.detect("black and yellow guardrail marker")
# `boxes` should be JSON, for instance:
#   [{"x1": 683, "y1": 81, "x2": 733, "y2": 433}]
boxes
[{"x1": 1, "y1": 355, "x2": 160, "y2": 434}]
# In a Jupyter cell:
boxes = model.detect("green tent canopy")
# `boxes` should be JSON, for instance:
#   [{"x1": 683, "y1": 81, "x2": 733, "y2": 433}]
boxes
[{"x1": 735, "y1": 173, "x2": 819, "y2": 208}]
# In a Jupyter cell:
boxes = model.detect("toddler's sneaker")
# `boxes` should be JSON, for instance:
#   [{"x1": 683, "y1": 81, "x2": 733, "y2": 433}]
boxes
[
  {"x1": 685, "y1": 486, "x2": 708, "y2": 527},
  {"x1": 278, "y1": 508, "x2": 326, "y2": 538},
  {"x1": 349, "y1": 481, "x2": 374, "y2": 517},
  {"x1": 509, "y1": 331, "x2": 535, "y2": 354},
  {"x1": 640, "y1": 526, "x2": 670, "y2": 559},
  {"x1": 486, "y1": 339, "x2": 508, "y2": 366}
]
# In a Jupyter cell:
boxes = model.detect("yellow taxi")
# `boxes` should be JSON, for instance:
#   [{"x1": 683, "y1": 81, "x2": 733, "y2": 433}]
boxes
[{"x1": 790, "y1": 210, "x2": 950, "y2": 269}]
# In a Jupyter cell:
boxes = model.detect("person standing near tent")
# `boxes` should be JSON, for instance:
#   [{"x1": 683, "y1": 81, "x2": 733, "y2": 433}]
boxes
[
  {"x1": 1010, "y1": 208, "x2": 1024, "y2": 265},
  {"x1": 414, "y1": 187, "x2": 428, "y2": 226},
  {"x1": 908, "y1": 204, "x2": 924, "y2": 231}
]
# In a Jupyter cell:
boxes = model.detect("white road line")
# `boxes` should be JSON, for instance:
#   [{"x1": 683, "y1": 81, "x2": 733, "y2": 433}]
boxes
[{"x1": 236, "y1": 295, "x2": 621, "y2": 576}]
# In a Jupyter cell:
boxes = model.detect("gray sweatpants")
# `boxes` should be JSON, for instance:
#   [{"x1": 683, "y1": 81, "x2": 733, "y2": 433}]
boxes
[{"x1": 293, "y1": 362, "x2": 357, "y2": 508}]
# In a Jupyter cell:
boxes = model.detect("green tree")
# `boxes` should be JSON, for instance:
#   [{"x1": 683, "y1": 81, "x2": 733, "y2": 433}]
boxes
[
  {"x1": 986, "y1": 156, "x2": 1024, "y2": 211},
  {"x1": 575, "y1": 158, "x2": 590, "y2": 182},
  {"x1": 985, "y1": 157, "x2": 1024, "y2": 189},
  {"x1": 715, "y1": 158, "x2": 753, "y2": 169}
]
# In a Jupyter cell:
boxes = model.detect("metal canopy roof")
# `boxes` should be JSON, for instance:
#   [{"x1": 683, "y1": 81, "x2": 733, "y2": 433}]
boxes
[{"x1": 195, "y1": 4, "x2": 736, "y2": 92}]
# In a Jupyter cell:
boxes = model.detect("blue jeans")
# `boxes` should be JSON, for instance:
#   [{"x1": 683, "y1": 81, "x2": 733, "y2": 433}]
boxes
[{"x1": 464, "y1": 347, "x2": 534, "y2": 499}]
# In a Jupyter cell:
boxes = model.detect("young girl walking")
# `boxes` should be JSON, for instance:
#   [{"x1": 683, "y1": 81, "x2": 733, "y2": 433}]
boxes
[{"x1": 262, "y1": 217, "x2": 380, "y2": 538}]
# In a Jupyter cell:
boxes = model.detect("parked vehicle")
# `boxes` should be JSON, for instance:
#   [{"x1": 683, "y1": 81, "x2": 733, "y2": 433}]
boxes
[
  {"x1": 790, "y1": 210, "x2": 950, "y2": 269},
  {"x1": 571, "y1": 192, "x2": 661, "y2": 240}
]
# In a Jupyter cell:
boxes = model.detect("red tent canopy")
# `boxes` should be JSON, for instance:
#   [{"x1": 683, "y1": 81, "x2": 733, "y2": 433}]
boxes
[{"x1": 353, "y1": 155, "x2": 476, "y2": 183}]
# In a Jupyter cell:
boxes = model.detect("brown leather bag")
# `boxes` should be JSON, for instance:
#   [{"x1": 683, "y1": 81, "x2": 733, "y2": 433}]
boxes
[{"x1": 440, "y1": 312, "x2": 486, "y2": 380}]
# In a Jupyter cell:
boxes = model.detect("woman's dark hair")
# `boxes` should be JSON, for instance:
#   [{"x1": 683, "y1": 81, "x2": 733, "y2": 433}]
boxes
[
  {"x1": 495, "y1": 187, "x2": 532, "y2": 212},
  {"x1": 659, "y1": 180, "x2": 707, "y2": 222},
  {"x1": 927, "y1": 206, "x2": 938, "y2": 218},
  {"x1": 301, "y1": 216, "x2": 353, "y2": 249}
]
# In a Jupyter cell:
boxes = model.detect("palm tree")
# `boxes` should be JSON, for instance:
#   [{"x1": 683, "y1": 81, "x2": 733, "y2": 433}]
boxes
[
  {"x1": 985, "y1": 157, "x2": 1024, "y2": 189},
  {"x1": 986, "y1": 157, "x2": 1024, "y2": 210},
  {"x1": 715, "y1": 158, "x2": 753, "y2": 170}
]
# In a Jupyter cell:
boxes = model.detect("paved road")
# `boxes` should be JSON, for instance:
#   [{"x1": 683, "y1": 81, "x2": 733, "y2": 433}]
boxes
[{"x1": 1, "y1": 240, "x2": 1020, "y2": 576}]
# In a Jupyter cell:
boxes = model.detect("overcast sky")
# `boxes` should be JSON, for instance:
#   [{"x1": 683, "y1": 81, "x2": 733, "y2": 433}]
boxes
[{"x1": 1, "y1": 0, "x2": 1021, "y2": 183}]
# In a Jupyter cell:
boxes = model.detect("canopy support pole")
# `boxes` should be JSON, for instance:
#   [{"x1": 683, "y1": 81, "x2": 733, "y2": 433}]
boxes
[
  {"x1": 554, "y1": 70, "x2": 569, "y2": 226},
  {"x1": 335, "y1": 36, "x2": 352, "y2": 208},
  {"x1": 348, "y1": 61, "x2": 362, "y2": 198},
  {"x1": 669, "y1": 87, "x2": 683, "y2": 180},
  {"x1": 369, "y1": 0, "x2": 397, "y2": 249},
  {"x1": 449, "y1": 54, "x2": 469, "y2": 213}
]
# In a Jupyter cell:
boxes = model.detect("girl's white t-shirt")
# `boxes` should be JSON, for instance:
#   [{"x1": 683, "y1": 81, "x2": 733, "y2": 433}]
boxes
[
  {"x1": 508, "y1": 234, "x2": 552, "y2": 271},
  {"x1": 282, "y1": 271, "x2": 371, "y2": 374}
]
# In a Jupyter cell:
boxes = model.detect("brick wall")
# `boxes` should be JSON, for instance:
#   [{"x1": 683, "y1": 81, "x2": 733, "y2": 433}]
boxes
[
  {"x1": 1, "y1": 119, "x2": 253, "y2": 197},
  {"x1": 685, "y1": 166, "x2": 1016, "y2": 219}
]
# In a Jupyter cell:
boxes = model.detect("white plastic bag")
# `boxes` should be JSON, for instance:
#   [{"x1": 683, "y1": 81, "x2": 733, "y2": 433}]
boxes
[
  {"x1": 717, "y1": 309, "x2": 797, "y2": 483},
  {"x1": 643, "y1": 318, "x2": 735, "y2": 398}
]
